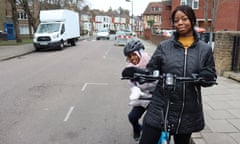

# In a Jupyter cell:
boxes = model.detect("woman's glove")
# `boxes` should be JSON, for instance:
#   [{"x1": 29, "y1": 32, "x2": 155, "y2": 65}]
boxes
[
  {"x1": 199, "y1": 70, "x2": 215, "y2": 81},
  {"x1": 197, "y1": 69, "x2": 217, "y2": 87}
]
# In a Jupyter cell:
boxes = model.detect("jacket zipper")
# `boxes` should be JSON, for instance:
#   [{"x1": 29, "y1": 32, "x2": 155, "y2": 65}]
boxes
[{"x1": 176, "y1": 48, "x2": 187, "y2": 133}]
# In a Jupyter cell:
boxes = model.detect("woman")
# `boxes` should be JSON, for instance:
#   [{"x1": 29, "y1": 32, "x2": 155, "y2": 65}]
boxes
[
  {"x1": 139, "y1": 5, "x2": 217, "y2": 144},
  {"x1": 123, "y1": 39, "x2": 155, "y2": 141}
]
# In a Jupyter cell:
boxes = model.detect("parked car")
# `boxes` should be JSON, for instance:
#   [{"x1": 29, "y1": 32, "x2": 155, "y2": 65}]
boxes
[
  {"x1": 199, "y1": 32, "x2": 215, "y2": 50},
  {"x1": 96, "y1": 29, "x2": 110, "y2": 40},
  {"x1": 121, "y1": 29, "x2": 132, "y2": 35},
  {"x1": 114, "y1": 30, "x2": 133, "y2": 46},
  {"x1": 161, "y1": 30, "x2": 175, "y2": 37},
  {"x1": 131, "y1": 32, "x2": 137, "y2": 38}
]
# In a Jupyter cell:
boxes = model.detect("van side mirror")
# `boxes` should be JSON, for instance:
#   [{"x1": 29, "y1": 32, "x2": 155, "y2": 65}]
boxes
[
  {"x1": 61, "y1": 24, "x2": 65, "y2": 34},
  {"x1": 61, "y1": 29, "x2": 64, "y2": 34}
]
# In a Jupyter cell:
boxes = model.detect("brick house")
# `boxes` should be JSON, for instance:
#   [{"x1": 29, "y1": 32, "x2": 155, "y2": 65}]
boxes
[
  {"x1": 214, "y1": 0, "x2": 240, "y2": 31},
  {"x1": 142, "y1": 2, "x2": 164, "y2": 30},
  {"x1": 0, "y1": 0, "x2": 14, "y2": 40},
  {"x1": 172, "y1": 0, "x2": 240, "y2": 31},
  {"x1": 0, "y1": 0, "x2": 34, "y2": 40},
  {"x1": 142, "y1": 1, "x2": 173, "y2": 30},
  {"x1": 143, "y1": 0, "x2": 240, "y2": 32}
]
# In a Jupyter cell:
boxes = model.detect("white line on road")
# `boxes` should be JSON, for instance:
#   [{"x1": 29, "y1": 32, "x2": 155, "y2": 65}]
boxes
[
  {"x1": 81, "y1": 82, "x2": 109, "y2": 91},
  {"x1": 64, "y1": 106, "x2": 74, "y2": 122},
  {"x1": 103, "y1": 46, "x2": 112, "y2": 59}
]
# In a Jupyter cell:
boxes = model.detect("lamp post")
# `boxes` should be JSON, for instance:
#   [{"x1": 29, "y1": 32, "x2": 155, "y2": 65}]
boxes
[{"x1": 126, "y1": 0, "x2": 134, "y2": 32}]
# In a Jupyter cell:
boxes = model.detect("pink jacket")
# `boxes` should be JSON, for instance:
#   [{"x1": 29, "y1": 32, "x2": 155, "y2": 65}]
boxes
[{"x1": 125, "y1": 50, "x2": 155, "y2": 108}]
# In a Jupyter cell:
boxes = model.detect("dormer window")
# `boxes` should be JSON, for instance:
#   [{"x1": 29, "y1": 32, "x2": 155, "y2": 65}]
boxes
[{"x1": 152, "y1": 7, "x2": 156, "y2": 12}]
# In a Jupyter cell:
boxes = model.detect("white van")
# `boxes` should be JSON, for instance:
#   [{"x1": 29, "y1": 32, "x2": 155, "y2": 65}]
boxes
[{"x1": 33, "y1": 9, "x2": 80, "y2": 50}]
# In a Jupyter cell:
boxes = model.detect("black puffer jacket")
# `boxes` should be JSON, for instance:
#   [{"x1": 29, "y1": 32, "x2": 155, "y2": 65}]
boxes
[{"x1": 143, "y1": 31, "x2": 217, "y2": 134}]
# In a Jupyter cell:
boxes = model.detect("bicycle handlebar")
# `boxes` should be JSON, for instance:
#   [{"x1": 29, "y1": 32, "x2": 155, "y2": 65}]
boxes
[{"x1": 121, "y1": 72, "x2": 217, "y2": 86}]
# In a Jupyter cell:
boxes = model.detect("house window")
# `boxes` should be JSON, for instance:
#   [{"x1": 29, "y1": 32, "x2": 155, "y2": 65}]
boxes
[
  {"x1": 152, "y1": 7, "x2": 156, "y2": 12},
  {"x1": 192, "y1": 0, "x2": 199, "y2": 9},
  {"x1": 48, "y1": 0, "x2": 54, "y2": 4},
  {"x1": 96, "y1": 16, "x2": 102, "y2": 22},
  {"x1": 16, "y1": 0, "x2": 20, "y2": 5},
  {"x1": 154, "y1": 16, "x2": 158, "y2": 22},
  {"x1": 180, "y1": 0, "x2": 187, "y2": 5},
  {"x1": 180, "y1": 0, "x2": 199, "y2": 9},
  {"x1": 160, "y1": 16, "x2": 162, "y2": 25},
  {"x1": 147, "y1": 16, "x2": 150, "y2": 20},
  {"x1": 18, "y1": 11, "x2": 27, "y2": 20},
  {"x1": 158, "y1": 7, "x2": 162, "y2": 12},
  {"x1": 19, "y1": 25, "x2": 33, "y2": 34}
]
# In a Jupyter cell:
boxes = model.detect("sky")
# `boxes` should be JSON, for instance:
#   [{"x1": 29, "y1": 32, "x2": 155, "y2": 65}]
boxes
[{"x1": 86, "y1": 0, "x2": 161, "y2": 16}]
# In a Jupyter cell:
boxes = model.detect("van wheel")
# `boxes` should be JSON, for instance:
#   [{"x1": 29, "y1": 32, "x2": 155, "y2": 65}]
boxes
[
  {"x1": 71, "y1": 39, "x2": 76, "y2": 46},
  {"x1": 59, "y1": 41, "x2": 64, "y2": 50}
]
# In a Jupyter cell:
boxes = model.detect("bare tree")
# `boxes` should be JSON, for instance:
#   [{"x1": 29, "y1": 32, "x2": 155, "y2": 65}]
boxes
[
  {"x1": 211, "y1": 0, "x2": 221, "y2": 32},
  {"x1": 210, "y1": 0, "x2": 219, "y2": 31},
  {"x1": 204, "y1": 0, "x2": 208, "y2": 30},
  {"x1": 203, "y1": 0, "x2": 222, "y2": 32},
  {"x1": 18, "y1": 0, "x2": 40, "y2": 37},
  {"x1": 32, "y1": 0, "x2": 40, "y2": 31},
  {"x1": 8, "y1": 0, "x2": 21, "y2": 42}
]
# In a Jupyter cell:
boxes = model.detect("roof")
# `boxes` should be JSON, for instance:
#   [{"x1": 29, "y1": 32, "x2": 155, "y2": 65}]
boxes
[{"x1": 143, "y1": 2, "x2": 162, "y2": 15}]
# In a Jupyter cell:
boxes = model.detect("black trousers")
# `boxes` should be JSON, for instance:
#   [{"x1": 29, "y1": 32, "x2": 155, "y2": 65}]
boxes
[
  {"x1": 139, "y1": 124, "x2": 192, "y2": 144},
  {"x1": 128, "y1": 106, "x2": 146, "y2": 133}
]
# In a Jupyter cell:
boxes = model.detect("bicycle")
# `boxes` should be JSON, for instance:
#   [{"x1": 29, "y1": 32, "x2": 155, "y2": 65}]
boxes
[{"x1": 121, "y1": 67, "x2": 217, "y2": 144}]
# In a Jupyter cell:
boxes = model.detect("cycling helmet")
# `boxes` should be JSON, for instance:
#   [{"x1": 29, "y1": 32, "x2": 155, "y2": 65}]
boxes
[{"x1": 123, "y1": 39, "x2": 145, "y2": 56}]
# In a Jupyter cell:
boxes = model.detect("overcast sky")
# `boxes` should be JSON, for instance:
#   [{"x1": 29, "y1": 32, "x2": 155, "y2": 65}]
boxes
[{"x1": 86, "y1": 0, "x2": 161, "y2": 16}]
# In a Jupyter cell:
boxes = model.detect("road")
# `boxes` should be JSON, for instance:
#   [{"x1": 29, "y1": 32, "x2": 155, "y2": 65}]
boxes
[{"x1": 0, "y1": 37, "x2": 138, "y2": 144}]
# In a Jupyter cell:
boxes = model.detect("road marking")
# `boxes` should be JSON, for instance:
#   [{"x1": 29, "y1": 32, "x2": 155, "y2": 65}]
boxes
[
  {"x1": 103, "y1": 47, "x2": 112, "y2": 59},
  {"x1": 64, "y1": 106, "x2": 74, "y2": 122},
  {"x1": 81, "y1": 83, "x2": 109, "y2": 91}
]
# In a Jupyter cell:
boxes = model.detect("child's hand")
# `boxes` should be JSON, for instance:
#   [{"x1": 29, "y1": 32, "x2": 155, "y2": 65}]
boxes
[{"x1": 129, "y1": 86, "x2": 144, "y2": 100}]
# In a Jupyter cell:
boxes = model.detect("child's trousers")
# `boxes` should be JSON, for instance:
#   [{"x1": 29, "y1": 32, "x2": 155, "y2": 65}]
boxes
[{"x1": 128, "y1": 106, "x2": 146, "y2": 134}]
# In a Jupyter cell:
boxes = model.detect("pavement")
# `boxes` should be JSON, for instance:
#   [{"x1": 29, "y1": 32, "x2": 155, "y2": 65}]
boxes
[
  {"x1": 1, "y1": 36, "x2": 240, "y2": 144},
  {"x1": 0, "y1": 34, "x2": 90, "y2": 61}
]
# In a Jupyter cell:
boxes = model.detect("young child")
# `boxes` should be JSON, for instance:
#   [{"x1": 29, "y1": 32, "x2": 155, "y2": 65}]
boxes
[{"x1": 123, "y1": 39, "x2": 155, "y2": 141}]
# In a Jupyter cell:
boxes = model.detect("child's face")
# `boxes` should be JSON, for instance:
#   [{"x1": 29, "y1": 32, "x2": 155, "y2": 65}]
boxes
[{"x1": 127, "y1": 52, "x2": 140, "y2": 65}]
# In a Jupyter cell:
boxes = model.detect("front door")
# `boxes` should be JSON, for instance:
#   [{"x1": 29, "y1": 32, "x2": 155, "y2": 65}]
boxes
[{"x1": 4, "y1": 23, "x2": 15, "y2": 40}]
